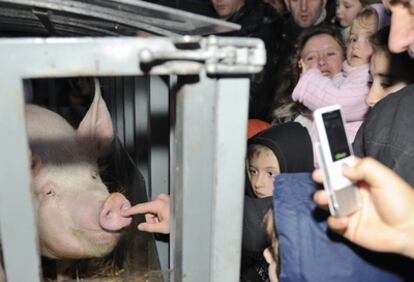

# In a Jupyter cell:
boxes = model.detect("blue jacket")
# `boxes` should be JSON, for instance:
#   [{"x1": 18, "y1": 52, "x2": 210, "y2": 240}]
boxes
[{"x1": 273, "y1": 173, "x2": 413, "y2": 281}]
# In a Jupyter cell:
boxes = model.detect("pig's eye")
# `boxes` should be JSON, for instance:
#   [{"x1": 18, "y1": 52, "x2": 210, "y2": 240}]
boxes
[
  {"x1": 46, "y1": 189, "x2": 56, "y2": 196},
  {"x1": 43, "y1": 182, "x2": 56, "y2": 197},
  {"x1": 91, "y1": 170, "x2": 98, "y2": 180}
]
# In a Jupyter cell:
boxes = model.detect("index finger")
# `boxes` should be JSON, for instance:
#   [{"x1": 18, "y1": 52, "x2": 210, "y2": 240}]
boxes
[{"x1": 121, "y1": 201, "x2": 160, "y2": 217}]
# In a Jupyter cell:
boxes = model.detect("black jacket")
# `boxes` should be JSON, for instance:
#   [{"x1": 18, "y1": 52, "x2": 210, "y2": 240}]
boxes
[
  {"x1": 222, "y1": 0, "x2": 285, "y2": 120},
  {"x1": 353, "y1": 83, "x2": 414, "y2": 187},
  {"x1": 147, "y1": 0, "x2": 218, "y2": 17}
]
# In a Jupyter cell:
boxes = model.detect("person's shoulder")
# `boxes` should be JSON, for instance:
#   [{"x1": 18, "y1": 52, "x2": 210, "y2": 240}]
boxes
[
  {"x1": 363, "y1": 84, "x2": 414, "y2": 131},
  {"x1": 237, "y1": 0, "x2": 281, "y2": 32},
  {"x1": 370, "y1": 84, "x2": 414, "y2": 114}
]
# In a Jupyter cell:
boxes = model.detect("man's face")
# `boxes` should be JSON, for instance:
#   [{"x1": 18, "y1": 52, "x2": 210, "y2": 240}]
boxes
[
  {"x1": 385, "y1": 1, "x2": 414, "y2": 57},
  {"x1": 211, "y1": 0, "x2": 245, "y2": 18},
  {"x1": 286, "y1": 0, "x2": 326, "y2": 28}
]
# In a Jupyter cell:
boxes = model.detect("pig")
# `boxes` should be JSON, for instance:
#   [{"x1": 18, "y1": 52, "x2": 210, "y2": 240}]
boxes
[{"x1": 0, "y1": 79, "x2": 132, "y2": 281}]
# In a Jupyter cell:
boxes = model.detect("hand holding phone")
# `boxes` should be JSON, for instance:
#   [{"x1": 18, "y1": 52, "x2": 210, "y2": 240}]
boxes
[{"x1": 313, "y1": 105, "x2": 361, "y2": 217}]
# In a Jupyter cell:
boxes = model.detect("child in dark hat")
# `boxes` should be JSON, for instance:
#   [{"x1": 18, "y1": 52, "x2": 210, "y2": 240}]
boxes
[{"x1": 241, "y1": 122, "x2": 314, "y2": 281}]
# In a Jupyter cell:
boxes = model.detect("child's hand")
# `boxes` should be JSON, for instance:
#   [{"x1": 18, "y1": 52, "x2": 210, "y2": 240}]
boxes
[{"x1": 263, "y1": 247, "x2": 278, "y2": 282}]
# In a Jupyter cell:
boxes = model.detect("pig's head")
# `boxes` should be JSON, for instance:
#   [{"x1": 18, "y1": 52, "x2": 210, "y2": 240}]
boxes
[{"x1": 26, "y1": 79, "x2": 132, "y2": 260}]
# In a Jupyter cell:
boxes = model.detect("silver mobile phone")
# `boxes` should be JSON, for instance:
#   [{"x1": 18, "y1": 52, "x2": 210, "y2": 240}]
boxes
[{"x1": 313, "y1": 105, "x2": 361, "y2": 217}]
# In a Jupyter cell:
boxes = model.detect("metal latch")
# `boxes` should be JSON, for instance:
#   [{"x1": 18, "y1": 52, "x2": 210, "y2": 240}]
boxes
[{"x1": 138, "y1": 35, "x2": 266, "y2": 75}]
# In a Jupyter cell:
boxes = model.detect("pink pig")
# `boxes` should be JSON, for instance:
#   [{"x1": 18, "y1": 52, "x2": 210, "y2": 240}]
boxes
[{"x1": 24, "y1": 78, "x2": 132, "y2": 262}]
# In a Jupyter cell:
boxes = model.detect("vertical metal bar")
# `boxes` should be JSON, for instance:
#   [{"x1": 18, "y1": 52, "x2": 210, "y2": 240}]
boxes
[
  {"x1": 149, "y1": 76, "x2": 170, "y2": 271},
  {"x1": 114, "y1": 77, "x2": 126, "y2": 147},
  {"x1": 174, "y1": 73, "x2": 249, "y2": 281},
  {"x1": 122, "y1": 77, "x2": 136, "y2": 155},
  {"x1": 133, "y1": 76, "x2": 150, "y2": 187},
  {"x1": 210, "y1": 78, "x2": 248, "y2": 282},
  {"x1": 169, "y1": 74, "x2": 178, "y2": 279},
  {"x1": 174, "y1": 73, "x2": 214, "y2": 282},
  {"x1": 0, "y1": 77, "x2": 42, "y2": 282}
]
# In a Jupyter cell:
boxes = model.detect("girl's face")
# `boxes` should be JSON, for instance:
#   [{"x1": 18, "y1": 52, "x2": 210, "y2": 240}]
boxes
[
  {"x1": 365, "y1": 51, "x2": 408, "y2": 107},
  {"x1": 346, "y1": 20, "x2": 374, "y2": 67},
  {"x1": 248, "y1": 150, "x2": 280, "y2": 198},
  {"x1": 335, "y1": 0, "x2": 363, "y2": 28},
  {"x1": 301, "y1": 34, "x2": 344, "y2": 78}
]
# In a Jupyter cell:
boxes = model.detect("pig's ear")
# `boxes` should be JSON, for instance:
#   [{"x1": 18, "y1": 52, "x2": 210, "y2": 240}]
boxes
[
  {"x1": 31, "y1": 155, "x2": 42, "y2": 177},
  {"x1": 77, "y1": 78, "x2": 114, "y2": 156}
]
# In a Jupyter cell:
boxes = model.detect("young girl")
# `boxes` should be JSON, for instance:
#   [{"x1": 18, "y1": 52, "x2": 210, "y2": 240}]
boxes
[
  {"x1": 365, "y1": 28, "x2": 414, "y2": 107},
  {"x1": 335, "y1": 0, "x2": 382, "y2": 40},
  {"x1": 292, "y1": 7, "x2": 389, "y2": 145}
]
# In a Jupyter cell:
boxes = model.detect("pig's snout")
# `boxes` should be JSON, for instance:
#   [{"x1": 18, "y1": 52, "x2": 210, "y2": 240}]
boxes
[{"x1": 99, "y1": 192, "x2": 132, "y2": 231}]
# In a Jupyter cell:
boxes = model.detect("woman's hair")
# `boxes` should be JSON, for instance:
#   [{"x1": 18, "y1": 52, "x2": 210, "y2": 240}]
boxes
[
  {"x1": 370, "y1": 27, "x2": 414, "y2": 85},
  {"x1": 271, "y1": 24, "x2": 345, "y2": 118}
]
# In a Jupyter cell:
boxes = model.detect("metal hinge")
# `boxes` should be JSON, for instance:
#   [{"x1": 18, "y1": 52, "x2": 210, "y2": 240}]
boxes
[{"x1": 138, "y1": 35, "x2": 266, "y2": 75}]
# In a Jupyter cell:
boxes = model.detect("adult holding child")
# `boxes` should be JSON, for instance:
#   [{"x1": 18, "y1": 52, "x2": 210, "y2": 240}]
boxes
[
  {"x1": 292, "y1": 7, "x2": 390, "y2": 144},
  {"x1": 271, "y1": 0, "x2": 333, "y2": 116},
  {"x1": 271, "y1": 24, "x2": 345, "y2": 127}
]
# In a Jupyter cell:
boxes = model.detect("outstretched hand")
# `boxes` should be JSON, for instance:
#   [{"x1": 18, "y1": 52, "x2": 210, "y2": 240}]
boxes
[
  {"x1": 313, "y1": 157, "x2": 414, "y2": 258},
  {"x1": 121, "y1": 193, "x2": 170, "y2": 234}
]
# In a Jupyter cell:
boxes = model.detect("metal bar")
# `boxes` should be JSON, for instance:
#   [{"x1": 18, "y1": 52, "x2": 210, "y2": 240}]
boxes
[
  {"x1": 210, "y1": 78, "x2": 248, "y2": 281},
  {"x1": 32, "y1": 9, "x2": 56, "y2": 35},
  {"x1": 174, "y1": 73, "x2": 248, "y2": 281},
  {"x1": 0, "y1": 0, "x2": 239, "y2": 36},
  {"x1": 0, "y1": 77, "x2": 41, "y2": 282},
  {"x1": 133, "y1": 76, "x2": 150, "y2": 187},
  {"x1": 0, "y1": 0, "x2": 176, "y2": 36},
  {"x1": 0, "y1": 37, "x2": 174, "y2": 78},
  {"x1": 149, "y1": 76, "x2": 170, "y2": 271}
]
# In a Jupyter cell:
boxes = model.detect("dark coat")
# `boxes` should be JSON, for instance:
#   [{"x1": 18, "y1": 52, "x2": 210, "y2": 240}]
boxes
[
  {"x1": 221, "y1": 0, "x2": 285, "y2": 120},
  {"x1": 148, "y1": 0, "x2": 218, "y2": 17},
  {"x1": 353, "y1": 83, "x2": 414, "y2": 187},
  {"x1": 274, "y1": 173, "x2": 414, "y2": 281}
]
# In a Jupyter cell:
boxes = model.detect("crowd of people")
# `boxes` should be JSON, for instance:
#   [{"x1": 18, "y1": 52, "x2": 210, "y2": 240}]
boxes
[{"x1": 120, "y1": 0, "x2": 414, "y2": 281}]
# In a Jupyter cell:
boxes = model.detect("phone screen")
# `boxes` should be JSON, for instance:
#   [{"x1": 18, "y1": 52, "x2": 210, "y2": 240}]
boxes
[{"x1": 322, "y1": 110, "x2": 351, "y2": 162}]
